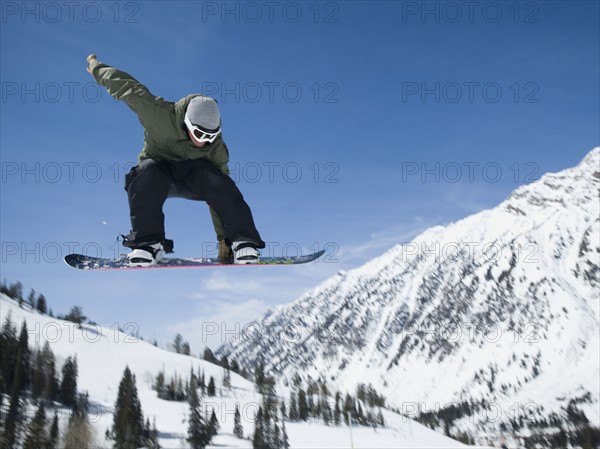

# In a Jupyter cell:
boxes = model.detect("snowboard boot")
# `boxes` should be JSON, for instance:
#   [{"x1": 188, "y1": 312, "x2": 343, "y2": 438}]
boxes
[
  {"x1": 232, "y1": 241, "x2": 260, "y2": 265},
  {"x1": 126, "y1": 242, "x2": 165, "y2": 267}
]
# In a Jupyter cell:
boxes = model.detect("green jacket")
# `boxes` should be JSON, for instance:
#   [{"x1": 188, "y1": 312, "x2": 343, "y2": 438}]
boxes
[{"x1": 90, "y1": 59, "x2": 227, "y2": 241}]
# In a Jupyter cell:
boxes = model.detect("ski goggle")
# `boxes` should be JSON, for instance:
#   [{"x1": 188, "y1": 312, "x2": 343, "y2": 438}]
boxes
[{"x1": 184, "y1": 115, "x2": 221, "y2": 144}]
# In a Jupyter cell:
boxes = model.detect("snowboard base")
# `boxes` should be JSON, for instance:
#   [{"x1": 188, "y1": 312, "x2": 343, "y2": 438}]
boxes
[{"x1": 64, "y1": 250, "x2": 326, "y2": 271}]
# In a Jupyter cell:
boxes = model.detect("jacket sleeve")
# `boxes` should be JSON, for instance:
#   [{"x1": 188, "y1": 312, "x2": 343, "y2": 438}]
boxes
[
  {"x1": 89, "y1": 59, "x2": 171, "y2": 127},
  {"x1": 209, "y1": 161, "x2": 230, "y2": 242}
]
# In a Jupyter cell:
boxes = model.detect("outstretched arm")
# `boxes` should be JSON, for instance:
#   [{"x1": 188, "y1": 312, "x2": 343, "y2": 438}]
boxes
[{"x1": 86, "y1": 54, "x2": 171, "y2": 127}]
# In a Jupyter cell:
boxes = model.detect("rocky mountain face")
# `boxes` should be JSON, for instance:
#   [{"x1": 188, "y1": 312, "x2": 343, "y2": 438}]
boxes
[{"x1": 218, "y1": 148, "x2": 600, "y2": 445}]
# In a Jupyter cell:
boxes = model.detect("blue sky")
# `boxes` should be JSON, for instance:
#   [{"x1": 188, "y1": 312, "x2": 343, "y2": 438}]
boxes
[{"x1": 1, "y1": 1, "x2": 598, "y2": 351}]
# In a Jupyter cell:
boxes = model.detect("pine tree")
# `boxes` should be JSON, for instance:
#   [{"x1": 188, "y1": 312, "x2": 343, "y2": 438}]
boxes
[
  {"x1": 31, "y1": 348, "x2": 45, "y2": 401},
  {"x1": 36, "y1": 293, "x2": 48, "y2": 314},
  {"x1": 60, "y1": 356, "x2": 78, "y2": 407},
  {"x1": 298, "y1": 388, "x2": 309, "y2": 421},
  {"x1": 5, "y1": 280, "x2": 18, "y2": 301},
  {"x1": 17, "y1": 321, "x2": 31, "y2": 392},
  {"x1": 254, "y1": 361, "x2": 265, "y2": 391},
  {"x1": 155, "y1": 369, "x2": 166, "y2": 399},
  {"x1": 22, "y1": 402, "x2": 49, "y2": 449},
  {"x1": 322, "y1": 397, "x2": 332, "y2": 425},
  {"x1": 73, "y1": 391, "x2": 90, "y2": 419},
  {"x1": 273, "y1": 420, "x2": 281, "y2": 448},
  {"x1": 0, "y1": 388, "x2": 24, "y2": 449},
  {"x1": 202, "y1": 347, "x2": 218, "y2": 364},
  {"x1": 320, "y1": 381, "x2": 330, "y2": 398},
  {"x1": 344, "y1": 393, "x2": 354, "y2": 425},
  {"x1": 199, "y1": 369, "x2": 206, "y2": 394},
  {"x1": 208, "y1": 409, "x2": 220, "y2": 437},
  {"x1": 144, "y1": 417, "x2": 160, "y2": 449},
  {"x1": 0, "y1": 315, "x2": 18, "y2": 395},
  {"x1": 185, "y1": 367, "x2": 198, "y2": 392},
  {"x1": 63, "y1": 306, "x2": 87, "y2": 326},
  {"x1": 9, "y1": 282, "x2": 26, "y2": 307},
  {"x1": 41, "y1": 342, "x2": 59, "y2": 402},
  {"x1": 48, "y1": 413, "x2": 60, "y2": 449},
  {"x1": 231, "y1": 358, "x2": 240, "y2": 374},
  {"x1": 7, "y1": 281, "x2": 23, "y2": 302},
  {"x1": 165, "y1": 376, "x2": 174, "y2": 400},
  {"x1": 25, "y1": 289, "x2": 35, "y2": 309},
  {"x1": 261, "y1": 376, "x2": 278, "y2": 423},
  {"x1": 252, "y1": 407, "x2": 265, "y2": 449},
  {"x1": 187, "y1": 377, "x2": 211, "y2": 449},
  {"x1": 262, "y1": 405, "x2": 273, "y2": 448},
  {"x1": 234, "y1": 404, "x2": 244, "y2": 439},
  {"x1": 0, "y1": 354, "x2": 24, "y2": 449},
  {"x1": 223, "y1": 367, "x2": 232, "y2": 389},
  {"x1": 176, "y1": 375, "x2": 185, "y2": 401},
  {"x1": 220, "y1": 355, "x2": 230, "y2": 370},
  {"x1": 31, "y1": 342, "x2": 58, "y2": 402},
  {"x1": 289, "y1": 392, "x2": 299, "y2": 421},
  {"x1": 280, "y1": 400, "x2": 287, "y2": 420},
  {"x1": 334, "y1": 392, "x2": 342, "y2": 425},
  {"x1": 282, "y1": 419, "x2": 290, "y2": 449},
  {"x1": 173, "y1": 333, "x2": 183, "y2": 353},
  {"x1": 112, "y1": 366, "x2": 145, "y2": 449},
  {"x1": 356, "y1": 383, "x2": 366, "y2": 402},
  {"x1": 207, "y1": 376, "x2": 216, "y2": 396}
]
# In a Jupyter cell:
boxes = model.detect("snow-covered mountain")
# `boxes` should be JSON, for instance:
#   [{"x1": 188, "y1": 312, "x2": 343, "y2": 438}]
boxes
[
  {"x1": 218, "y1": 148, "x2": 600, "y2": 446},
  {"x1": 0, "y1": 295, "x2": 468, "y2": 448}
]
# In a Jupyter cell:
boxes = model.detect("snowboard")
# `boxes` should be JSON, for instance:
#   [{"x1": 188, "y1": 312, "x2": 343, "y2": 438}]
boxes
[{"x1": 64, "y1": 250, "x2": 326, "y2": 271}]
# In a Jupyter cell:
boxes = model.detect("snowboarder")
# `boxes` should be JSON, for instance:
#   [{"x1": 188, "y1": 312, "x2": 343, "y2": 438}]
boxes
[{"x1": 86, "y1": 54, "x2": 265, "y2": 266}]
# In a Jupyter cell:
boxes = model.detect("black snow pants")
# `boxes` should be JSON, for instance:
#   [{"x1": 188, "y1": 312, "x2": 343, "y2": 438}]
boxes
[{"x1": 122, "y1": 158, "x2": 265, "y2": 251}]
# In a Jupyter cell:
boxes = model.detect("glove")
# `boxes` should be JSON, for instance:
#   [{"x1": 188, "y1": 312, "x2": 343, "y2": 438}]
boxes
[
  {"x1": 86, "y1": 54, "x2": 97, "y2": 74},
  {"x1": 218, "y1": 240, "x2": 232, "y2": 264}
]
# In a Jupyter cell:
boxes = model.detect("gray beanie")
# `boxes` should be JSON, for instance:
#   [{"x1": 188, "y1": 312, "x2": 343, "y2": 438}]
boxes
[{"x1": 185, "y1": 96, "x2": 221, "y2": 132}]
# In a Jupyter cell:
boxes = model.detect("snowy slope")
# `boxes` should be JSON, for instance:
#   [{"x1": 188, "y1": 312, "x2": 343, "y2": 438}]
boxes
[
  {"x1": 218, "y1": 148, "x2": 600, "y2": 445},
  {"x1": 0, "y1": 295, "x2": 469, "y2": 448}
]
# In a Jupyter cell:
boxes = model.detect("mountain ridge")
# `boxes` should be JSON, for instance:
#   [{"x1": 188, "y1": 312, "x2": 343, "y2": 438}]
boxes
[{"x1": 218, "y1": 147, "x2": 600, "y2": 445}]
